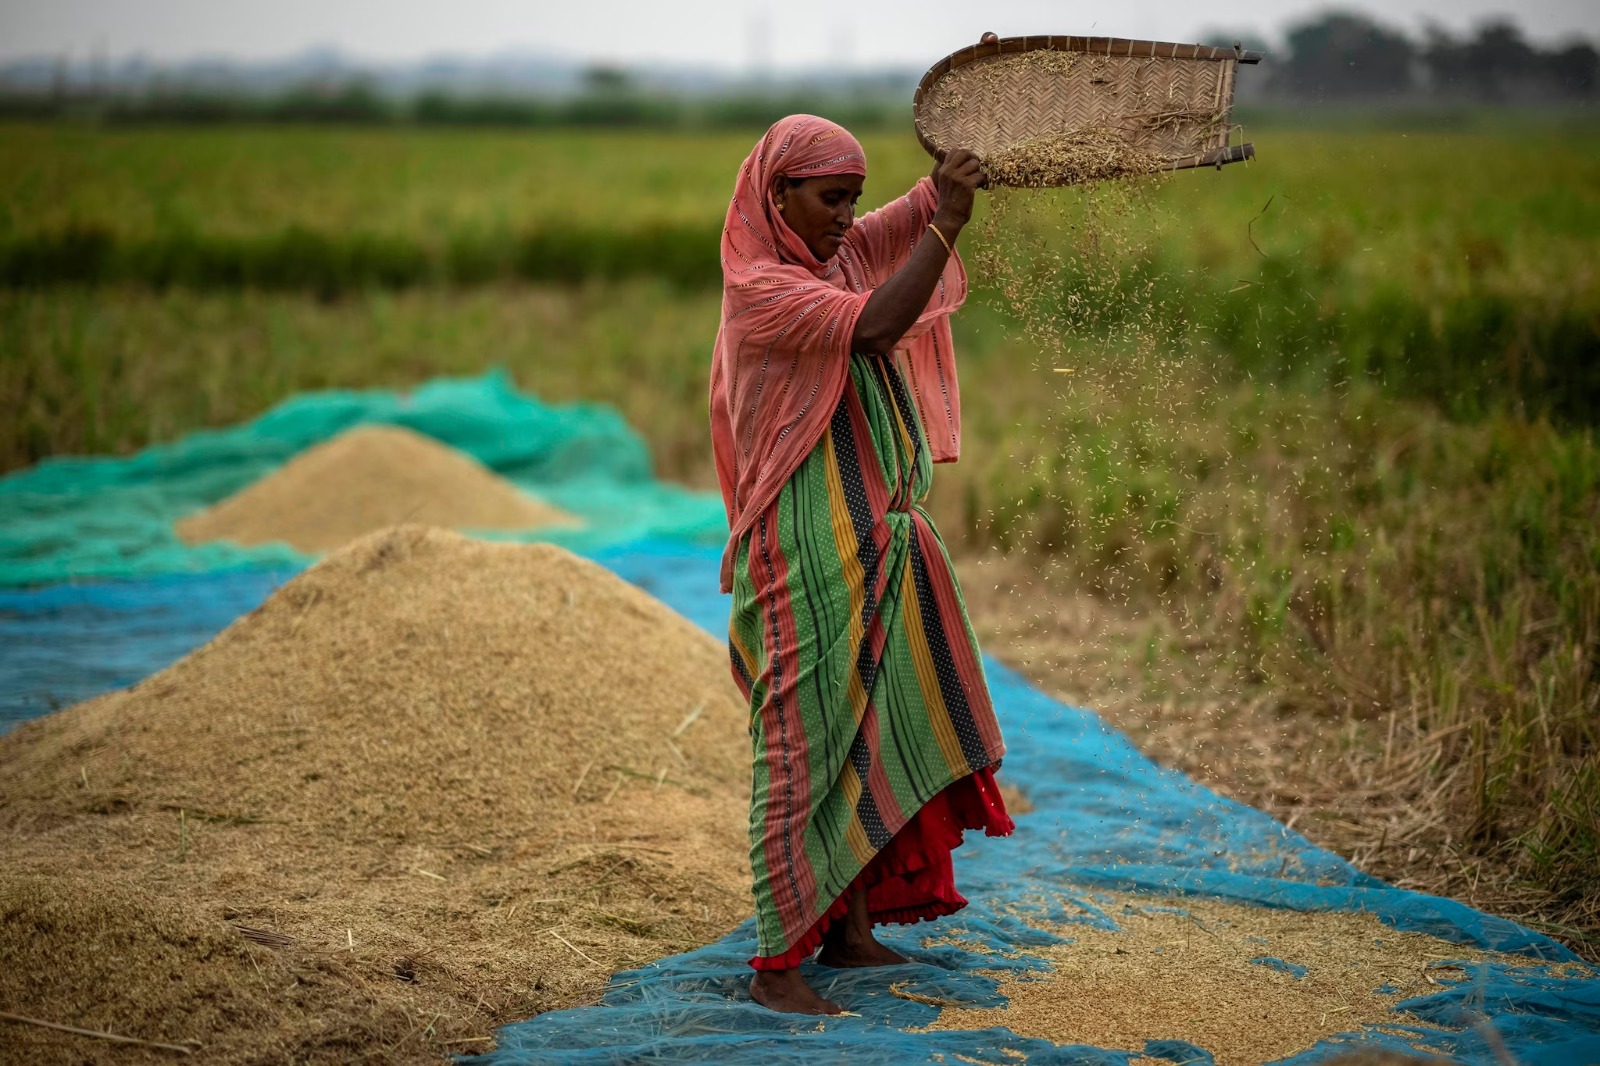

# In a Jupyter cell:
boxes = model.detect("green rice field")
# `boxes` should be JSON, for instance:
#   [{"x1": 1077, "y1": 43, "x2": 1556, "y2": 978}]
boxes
[
  {"x1": 1, "y1": 117, "x2": 1597, "y2": 954},
  {"x1": 2, "y1": 121, "x2": 1596, "y2": 420}
]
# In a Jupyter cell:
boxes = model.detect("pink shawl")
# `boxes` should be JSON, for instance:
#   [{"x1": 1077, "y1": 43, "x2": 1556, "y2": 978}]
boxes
[{"x1": 709, "y1": 114, "x2": 968, "y2": 591}]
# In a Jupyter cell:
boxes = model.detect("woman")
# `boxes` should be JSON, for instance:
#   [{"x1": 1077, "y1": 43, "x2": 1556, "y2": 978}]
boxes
[{"x1": 710, "y1": 114, "x2": 1011, "y2": 1016}]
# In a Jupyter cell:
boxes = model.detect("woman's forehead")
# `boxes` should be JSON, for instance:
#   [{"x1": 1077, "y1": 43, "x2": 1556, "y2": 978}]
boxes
[{"x1": 806, "y1": 174, "x2": 865, "y2": 193}]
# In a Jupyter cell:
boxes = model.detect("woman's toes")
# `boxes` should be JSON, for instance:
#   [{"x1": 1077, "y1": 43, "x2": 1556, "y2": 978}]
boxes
[{"x1": 749, "y1": 971, "x2": 843, "y2": 1015}]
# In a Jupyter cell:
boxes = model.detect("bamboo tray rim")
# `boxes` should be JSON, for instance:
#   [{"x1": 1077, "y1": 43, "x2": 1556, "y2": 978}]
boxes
[{"x1": 913, "y1": 34, "x2": 1264, "y2": 176}]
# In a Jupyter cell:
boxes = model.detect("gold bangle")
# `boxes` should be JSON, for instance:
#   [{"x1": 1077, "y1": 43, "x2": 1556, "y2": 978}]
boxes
[{"x1": 927, "y1": 222, "x2": 954, "y2": 255}]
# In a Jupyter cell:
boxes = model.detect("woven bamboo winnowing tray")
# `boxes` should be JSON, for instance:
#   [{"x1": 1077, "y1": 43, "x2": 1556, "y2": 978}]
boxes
[{"x1": 914, "y1": 35, "x2": 1263, "y2": 184}]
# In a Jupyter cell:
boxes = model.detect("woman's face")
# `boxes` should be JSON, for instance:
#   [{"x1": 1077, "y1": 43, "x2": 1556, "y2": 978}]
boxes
[{"x1": 774, "y1": 173, "x2": 865, "y2": 261}]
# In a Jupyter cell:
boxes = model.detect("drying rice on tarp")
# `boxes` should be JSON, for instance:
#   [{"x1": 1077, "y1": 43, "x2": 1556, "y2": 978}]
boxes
[
  {"x1": 0, "y1": 526, "x2": 750, "y2": 1063},
  {"x1": 176, "y1": 425, "x2": 578, "y2": 552},
  {"x1": 923, "y1": 890, "x2": 1541, "y2": 1065}
]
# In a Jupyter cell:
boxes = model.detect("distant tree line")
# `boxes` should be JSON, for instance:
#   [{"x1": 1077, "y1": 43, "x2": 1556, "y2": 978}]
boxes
[
  {"x1": 0, "y1": 13, "x2": 1594, "y2": 126},
  {"x1": 0, "y1": 65, "x2": 909, "y2": 130},
  {"x1": 1268, "y1": 12, "x2": 1598, "y2": 101}
]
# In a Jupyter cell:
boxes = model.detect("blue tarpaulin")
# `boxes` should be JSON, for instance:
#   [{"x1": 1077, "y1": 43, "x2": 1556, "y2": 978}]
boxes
[
  {"x1": 3, "y1": 540, "x2": 1597, "y2": 1065},
  {"x1": 3, "y1": 379, "x2": 1596, "y2": 1064}
]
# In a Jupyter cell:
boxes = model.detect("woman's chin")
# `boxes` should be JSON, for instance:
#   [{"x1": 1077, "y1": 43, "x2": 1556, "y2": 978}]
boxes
[{"x1": 812, "y1": 238, "x2": 844, "y2": 260}]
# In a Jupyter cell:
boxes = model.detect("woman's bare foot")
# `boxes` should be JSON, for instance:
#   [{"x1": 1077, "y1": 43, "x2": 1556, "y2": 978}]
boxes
[
  {"x1": 816, "y1": 933, "x2": 909, "y2": 968},
  {"x1": 816, "y1": 890, "x2": 911, "y2": 968},
  {"x1": 749, "y1": 968, "x2": 842, "y2": 1014}
]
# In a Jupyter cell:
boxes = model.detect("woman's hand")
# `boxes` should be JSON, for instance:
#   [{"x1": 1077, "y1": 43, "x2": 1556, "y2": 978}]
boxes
[{"x1": 932, "y1": 148, "x2": 985, "y2": 234}]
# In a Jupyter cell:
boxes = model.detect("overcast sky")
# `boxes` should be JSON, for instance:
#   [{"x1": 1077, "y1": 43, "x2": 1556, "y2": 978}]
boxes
[{"x1": 3, "y1": 0, "x2": 1597, "y2": 70}]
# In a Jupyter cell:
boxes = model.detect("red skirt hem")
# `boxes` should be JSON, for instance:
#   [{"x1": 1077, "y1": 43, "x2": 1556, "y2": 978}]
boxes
[{"x1": 749, "y1": 765, "x2": 1014, "y2": 971}]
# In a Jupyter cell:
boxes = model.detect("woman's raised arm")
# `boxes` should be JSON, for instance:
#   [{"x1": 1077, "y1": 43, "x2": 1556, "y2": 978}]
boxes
[{"x1": 850, "y1": 148, "x2": 984, "y2": 357}]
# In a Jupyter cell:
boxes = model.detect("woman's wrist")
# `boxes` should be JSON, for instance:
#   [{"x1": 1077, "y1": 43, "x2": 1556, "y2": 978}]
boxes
[{"x1": 931, "y1": 210, "x2": 966, "y2": 241}]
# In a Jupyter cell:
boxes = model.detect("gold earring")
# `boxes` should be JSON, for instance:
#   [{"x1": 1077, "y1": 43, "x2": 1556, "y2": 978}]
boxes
[{"x1": 777, "y1": 202, "x2": 785, "y2": 212}]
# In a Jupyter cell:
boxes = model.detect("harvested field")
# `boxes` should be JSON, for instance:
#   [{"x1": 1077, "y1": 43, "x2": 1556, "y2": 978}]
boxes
[
  {"x1": 0, "y1": 526, "x2": 751, "y2": 1063},
  {"x1": 176, "y1": 425, "x2": 577, "y2": 552},
  {"x1": 924, "y1": 890, "x2": 1550, "y2": 1065}
]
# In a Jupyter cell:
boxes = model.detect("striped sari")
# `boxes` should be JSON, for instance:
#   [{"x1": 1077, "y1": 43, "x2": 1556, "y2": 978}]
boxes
[{"x1": 729, "y1": 351, "x2": 1011, "y2": 967}]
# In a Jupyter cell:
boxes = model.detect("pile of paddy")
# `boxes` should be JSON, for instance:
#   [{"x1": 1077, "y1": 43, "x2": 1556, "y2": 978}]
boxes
[
  {"x1": 176, "y1": 424, "x2": 577, "y2": 552},
  {"x1": 0, "y1": 526, "x2": 750, "y2": 1063}
]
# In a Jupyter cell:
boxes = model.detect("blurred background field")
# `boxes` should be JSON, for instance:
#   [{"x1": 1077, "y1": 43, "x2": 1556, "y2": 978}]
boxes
[
  {"x1": 2, "y1": 8, "x2": 1597, "y2": 960},
  {"x1": 3, "y1": 119, "x2": 1597, "y2": 441}
]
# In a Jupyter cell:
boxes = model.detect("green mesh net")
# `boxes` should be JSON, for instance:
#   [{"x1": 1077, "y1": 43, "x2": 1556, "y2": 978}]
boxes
[{"x1": 0, "y1": 371, "x2": 726, "y2": 587}]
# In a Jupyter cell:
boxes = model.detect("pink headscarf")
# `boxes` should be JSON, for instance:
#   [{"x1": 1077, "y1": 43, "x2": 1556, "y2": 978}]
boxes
[{"x1": 709, "y1": 114, "x2": 968, "y2": 591}]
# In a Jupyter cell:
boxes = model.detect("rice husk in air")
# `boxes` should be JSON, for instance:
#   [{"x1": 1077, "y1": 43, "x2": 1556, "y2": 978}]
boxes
[
  {"x1": 923, "y1": 890, "x2": 1544, "y2": 1066},
  {"x1": 176, "y1": 424, "x2": 578, "y2": 552},
  {"x1": 0, "y1": 526, "x2": 750, "y2": 1064}
]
